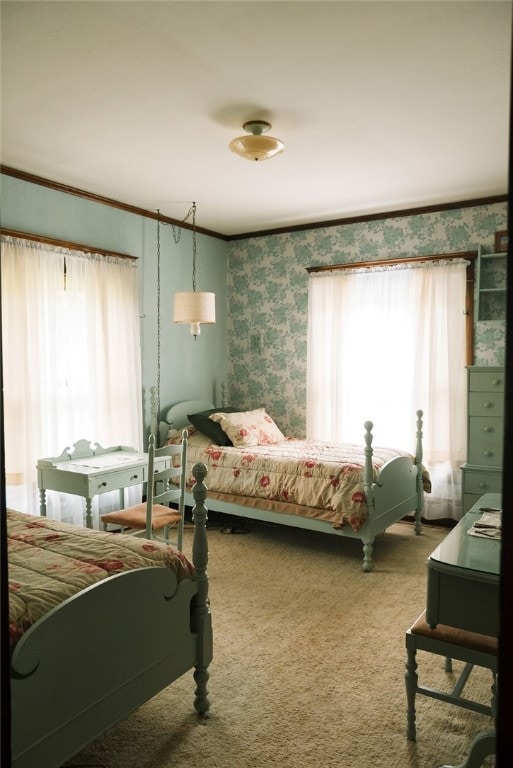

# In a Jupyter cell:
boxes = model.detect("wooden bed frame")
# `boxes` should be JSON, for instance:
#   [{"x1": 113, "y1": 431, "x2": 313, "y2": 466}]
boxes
[
  {"x1": 10, "y1": 463, "x2": 212, "y2": 768},
  {"x1": 161, "y1": 398, "x2": 426, "y2": 572}
]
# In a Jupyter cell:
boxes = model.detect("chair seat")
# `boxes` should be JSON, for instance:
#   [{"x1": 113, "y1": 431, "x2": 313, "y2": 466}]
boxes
[
  {"x1": 100, "y1": 430, "x2": 187, "y2": 548},
  {"x1": 101, "y1": 503, "x2": 181, "y2": 531},
  {"x1": 405, "y1": 610, "x2": 497, "y2": 742},
  {"x1": 410, "y1": 611, "x2": 498, "y2": 656}
]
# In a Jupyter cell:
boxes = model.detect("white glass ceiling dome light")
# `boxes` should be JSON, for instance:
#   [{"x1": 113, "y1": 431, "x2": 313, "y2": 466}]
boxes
[
  {"x1": 172, "y1": 202, "x2": 216, "y2": 338},
  {"x1": 229, "y1": 120, "x2": 285, "y2": 161}
]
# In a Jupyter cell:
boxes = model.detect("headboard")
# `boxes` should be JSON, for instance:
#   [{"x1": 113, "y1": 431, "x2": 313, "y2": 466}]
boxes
[
  {"x1": 149, "y1": 382, "x2": 229, "y2": 445},
  {"x1": 157, "y1": 399, "x2": 215, "y2": 445},
  {"x1": 164, "y1": 400, "x2": 215, "y2": 430}
]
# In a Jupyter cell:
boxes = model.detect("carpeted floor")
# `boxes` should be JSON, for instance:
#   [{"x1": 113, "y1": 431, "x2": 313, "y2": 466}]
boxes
[{"x1": 67, "y1": 517, "x2": 495, "y2": 768}]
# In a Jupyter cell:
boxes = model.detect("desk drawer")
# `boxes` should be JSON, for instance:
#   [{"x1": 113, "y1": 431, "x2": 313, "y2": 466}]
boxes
[
  {"x1": 144, "y1": 457, "x2": 170, "y2": 481},
  {"x1": 90, "y1": 467, "x2": 144, "y2": 494},
  {"x1": 468, "y1": 370, "x2": 505, "y2": 393},
  {"x1": 426, "y1": 568, "x2": 499, "y2": 636},
  {"x1": 468, "y1": 392, "x2": 504, "y2": 417}
]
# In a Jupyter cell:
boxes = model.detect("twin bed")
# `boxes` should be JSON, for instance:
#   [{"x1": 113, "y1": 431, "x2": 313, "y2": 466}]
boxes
[
  {"x1": 7, "y1": 462, "x2": 212, "y2": 768},
  {"x1": 161, "y1": 398, "x2": 430, "y2": 572},
  {"x1": 7, "y1": 394, "x2": 429, "y2": 766}
]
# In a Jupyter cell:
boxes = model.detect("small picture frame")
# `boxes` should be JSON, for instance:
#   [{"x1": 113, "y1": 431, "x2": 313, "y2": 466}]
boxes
[{"x1": 494, "y1": 230, "x2": 508, "y2": 253}]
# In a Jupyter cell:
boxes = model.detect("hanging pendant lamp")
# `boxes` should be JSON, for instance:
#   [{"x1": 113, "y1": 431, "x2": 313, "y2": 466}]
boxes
[
  {"x1": 229, "y1": 120, "x2": 284, "y2": 162},
  {"x1": 173, "y1": 290, "x2": 215, "y2": 338},
  {"x1": 172, "y1": 202, "x2": 215, "y2": 338}
]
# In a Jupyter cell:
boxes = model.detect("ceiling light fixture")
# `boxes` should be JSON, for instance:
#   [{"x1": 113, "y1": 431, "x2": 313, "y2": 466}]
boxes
[
  {"x1": 229, "y1": 120, "x2": 284, "y2": 162},
  {"x1": 171, "y1": 202, "x2": 215, "y2": 339}
]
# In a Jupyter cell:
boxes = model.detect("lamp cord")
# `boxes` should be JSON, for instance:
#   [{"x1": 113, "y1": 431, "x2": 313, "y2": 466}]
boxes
[
  {"x1": 171, "y1": 201, "x2": 197, "y2": 291},
  {"x1": 155, "y1": 201, "x2": 198, "y2": 435},
  {"x1": 156, "y1": 210, "x2": 161, "y2": 444},
  {"x1": 191, "y1": 202, "x2": 197, "y2": 292}
]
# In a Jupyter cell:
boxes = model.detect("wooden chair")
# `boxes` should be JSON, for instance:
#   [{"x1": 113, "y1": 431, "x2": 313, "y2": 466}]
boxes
[
  {"x1": 100, "y1": 430, "x2": 188, "y2": 550},
  {"x1": 405, "y1": 610, "x2": 497, "y2": 742}
]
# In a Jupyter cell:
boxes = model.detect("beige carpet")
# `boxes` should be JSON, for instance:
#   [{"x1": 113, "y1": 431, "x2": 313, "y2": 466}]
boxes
[{"x1": 67, "y1": 518, "x2": 495, "y2": 768}]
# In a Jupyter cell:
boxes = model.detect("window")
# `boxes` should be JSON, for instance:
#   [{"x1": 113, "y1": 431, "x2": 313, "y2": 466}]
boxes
[
  {"x1": 1, "y1": 235, "x2": 143, "y2": 524},
  {"x1": 307, "y1": 258, "x2": 472, "y2": 520}
]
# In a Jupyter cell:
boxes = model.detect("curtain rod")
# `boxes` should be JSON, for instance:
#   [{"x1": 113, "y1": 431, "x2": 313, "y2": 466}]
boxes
[
  {"x1": 307, "y1": 249, "x2": 477, "y2": 367},
  {"x1": 306, "y1": 250, "x2": 478, "y2": 273},
  {"x1": 0, "y1": 228, "x2": 137, "y2": 261}
]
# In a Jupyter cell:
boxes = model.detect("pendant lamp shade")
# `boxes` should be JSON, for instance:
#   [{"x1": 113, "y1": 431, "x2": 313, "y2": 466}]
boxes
[
  {"x1": 173, "y1": 291, "x2": 215, "y2": 337},
  {"x1": 229, "y1": 120, "x2": 284, "y2": 162}
]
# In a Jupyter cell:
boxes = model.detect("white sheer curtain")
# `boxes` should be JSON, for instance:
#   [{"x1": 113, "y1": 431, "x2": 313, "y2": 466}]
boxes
[
  {"x1": 1, "y1": 235, "x2": 143, "y2": 525},
  {"x1": 307, "y1": 260, "x2": 468, "y2": 520}
]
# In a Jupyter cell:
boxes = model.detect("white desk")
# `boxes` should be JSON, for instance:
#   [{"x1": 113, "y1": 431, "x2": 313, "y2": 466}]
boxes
[{"x1": 37, "y1": 438, "x2": 167, "y2": 529}]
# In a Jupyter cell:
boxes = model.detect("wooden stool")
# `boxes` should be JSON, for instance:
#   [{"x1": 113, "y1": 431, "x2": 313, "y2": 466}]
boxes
[{"x1": 405, "y1": 610, "x2": 497, "y2": 741}]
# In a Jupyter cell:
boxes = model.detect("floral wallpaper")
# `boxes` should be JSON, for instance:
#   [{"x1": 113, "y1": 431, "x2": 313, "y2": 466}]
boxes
[{"x1": 226, "y1": 202, "x2": 507, "y2": 436}]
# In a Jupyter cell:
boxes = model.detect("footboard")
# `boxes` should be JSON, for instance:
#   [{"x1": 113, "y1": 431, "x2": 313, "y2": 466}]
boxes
[
  {"x1": 363, "y1": 409, "x2": 424, "y2": 532},
  {"x1": 9, "y1": 460, "x2": 213, "y2": 768},
  {"x1": 355, "y1": 455, "x2": 422, "y2": 573},
  {"x1": 11, "y1": 567, "x2": 199, "y2": 768},
  {"x1": 357, "y1": 410, "x2": 424, "y2": 571},
  {"x1": 369, "y1": 455, "x2": 420, "y2": 530}
]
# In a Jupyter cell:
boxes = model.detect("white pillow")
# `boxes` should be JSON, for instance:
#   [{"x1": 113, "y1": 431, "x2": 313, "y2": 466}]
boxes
[{"x1": 209, "y1": 408, "x2": 285, "y2": 447}]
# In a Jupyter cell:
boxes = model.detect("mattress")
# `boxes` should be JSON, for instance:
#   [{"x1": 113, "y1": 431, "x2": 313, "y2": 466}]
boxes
[
  {"x1": 168, "y1": 430, "x2": 430, "y2": 532},
  {"x1": 7, "y1": 509, "x2": 194, "y2": 652}
]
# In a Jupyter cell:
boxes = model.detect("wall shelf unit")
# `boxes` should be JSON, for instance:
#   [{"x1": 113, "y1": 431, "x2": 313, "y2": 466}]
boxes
[{"x1": 475, "y1": 245, "x2": 507, "y2": 322}]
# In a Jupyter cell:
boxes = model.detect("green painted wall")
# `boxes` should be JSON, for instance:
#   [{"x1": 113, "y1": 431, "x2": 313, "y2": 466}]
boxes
[
  {"x1": 0, "y1": 174, "x2": 228, "y2": 434},
  {"x1": 2, "y1": 174, "x2": 507, "y2": 440}
]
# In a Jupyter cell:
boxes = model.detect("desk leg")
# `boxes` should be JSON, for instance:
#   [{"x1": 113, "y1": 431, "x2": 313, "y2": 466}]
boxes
[
  {"x1": 439, "y1": 729, "x2": 495, "y2": 768},
  {"x1": 85, "y1": 497, "x2": 94, "y2": 529},
  {"x1": 39, "y1": 488, "x2": 47, "y2": 517}
]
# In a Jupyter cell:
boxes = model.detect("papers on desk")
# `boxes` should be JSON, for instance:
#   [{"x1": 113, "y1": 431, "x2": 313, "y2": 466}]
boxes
[
  {"x1": 67, "y1": 454, "x2": 142, "y2": 469},
  {"x1": 468, "y1": 510, "x2": 502, "y2": 540}
]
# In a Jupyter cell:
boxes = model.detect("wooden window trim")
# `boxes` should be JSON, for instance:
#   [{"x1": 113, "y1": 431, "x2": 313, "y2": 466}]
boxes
[{"x1": 0, "y1": 227, "x2": 136, "y2": 261}]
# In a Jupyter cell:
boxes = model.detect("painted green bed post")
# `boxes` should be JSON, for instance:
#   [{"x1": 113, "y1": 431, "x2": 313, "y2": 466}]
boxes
[
  {"x1": 414, "y1": 410, "x2": 424, "y2": 535},
  {"x1": 191, "y1": 462, "x2": 212, "y2": 715},
  {"x1": 362, "y1": 421, "x2": 375, "y2": 572},
  {"x1": 39, "y1": 487, "x2": 47, "y2": 517},
  {"x1": 176, "y1": 429, "x2": 188, "y2": 552}
]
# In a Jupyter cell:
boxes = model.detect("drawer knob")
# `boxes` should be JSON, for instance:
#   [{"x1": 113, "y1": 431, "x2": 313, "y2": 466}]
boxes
[
  {"x1": 492, "y1": 379, "x2": 499, "y2": 386},
  {"x1": 130, "y1": 474, "x2": 139, "y2": 480},
  {"x1": 99, "y1": 481, "x2": 107, "y2": 487},
  {"x1": 478, "y1": 481, "x2": 486, "y2": 488},
  {"x1": 483, "y1": 451, "x2": 492, "y2": 458},
  {"x1": 483, "y1": 401, "x2": 491, "y2": 408},
  {"x1": 482, "y1": 425, "x2": 491, "y2": 433}
]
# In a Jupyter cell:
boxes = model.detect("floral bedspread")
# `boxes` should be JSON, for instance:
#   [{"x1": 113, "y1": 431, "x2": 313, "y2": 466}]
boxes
[
  {"x1": 168, "y1": 430, "x2": 430, "y2": 532},
  {"x1": 7, "y1": 509, "x2": 194, "y2": 652}
]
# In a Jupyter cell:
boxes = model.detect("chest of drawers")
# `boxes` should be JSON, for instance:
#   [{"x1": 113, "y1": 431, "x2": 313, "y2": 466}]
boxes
[{"x1": 461, "y1": 366, "x2": 504, "y2": 513}]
